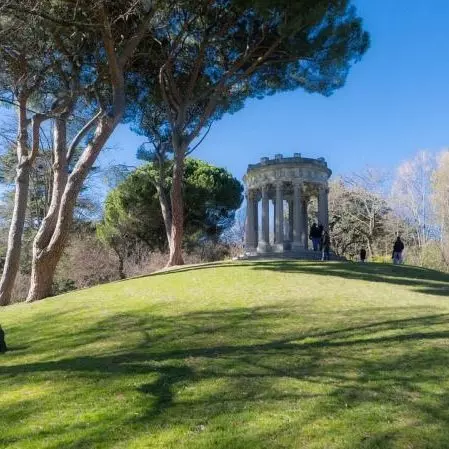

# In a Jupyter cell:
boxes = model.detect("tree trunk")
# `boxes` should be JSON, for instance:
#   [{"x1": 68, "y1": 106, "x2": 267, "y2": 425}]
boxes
[
  {"x1": 118, "y1": 254, "x2": 125, "y2": 280},
  {"x1": 0, "y1": 162, "x2": 31, "y2": 305},
  {"x1": 26, "y1": 117, "x2": 69, "y2": 301},
  {"x1": 25, "y1": 8, "x2": 148, "y2": 300},
  {"x1": 27, "y1": 117, "x2": 117, "y2": 301},
  {"x1": 367, "y1": 239, "x2": 374, "y2": 259},
  {"x1": 167, "y1": 143, "x2": 186, "y2": 267},
  {"x1": 156, "y1": 184, "x2": 172, "y2": 247},
  {"x1": 0, "y1": 93, "x2": 30, "y2": 306},
  {"x1": 28, "y1": 247, "x2": 63, "y2": 300}
]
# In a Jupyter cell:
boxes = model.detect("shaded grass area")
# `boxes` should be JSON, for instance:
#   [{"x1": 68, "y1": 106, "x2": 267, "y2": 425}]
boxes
[{"x1": 1, "y1": 261, "x2": 449, "y2": 448}]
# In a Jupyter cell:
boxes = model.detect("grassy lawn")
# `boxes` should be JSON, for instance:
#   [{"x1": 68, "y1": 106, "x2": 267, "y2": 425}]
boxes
[{"x1": 1, "y1": 260, "x2": 449, "y2": 448}]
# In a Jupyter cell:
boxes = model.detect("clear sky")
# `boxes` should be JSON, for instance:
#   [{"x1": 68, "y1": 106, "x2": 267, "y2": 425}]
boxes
[{"x1": 82, "y1": 0, "x2": 449, "y2": 185}]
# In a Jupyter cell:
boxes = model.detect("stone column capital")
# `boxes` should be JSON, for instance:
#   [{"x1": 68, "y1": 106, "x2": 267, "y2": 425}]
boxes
[
  {"x1": 247, "y1": 189, "x2": 258, "y2": 200},
  {"x1": 274, "y1": 180, "x2": 283, "y2": 188}
]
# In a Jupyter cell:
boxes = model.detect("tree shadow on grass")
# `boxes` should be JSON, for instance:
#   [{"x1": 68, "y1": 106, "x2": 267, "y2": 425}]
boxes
[
  {"x1": 123, "y1": 260, "x2": 449, "y2": 298},
  {"x1": 2, "y1": 306, "x2": 449, "y2": 448},
  {"x1": 247, "y1": 260, "x2": 449, "y2": 297}
]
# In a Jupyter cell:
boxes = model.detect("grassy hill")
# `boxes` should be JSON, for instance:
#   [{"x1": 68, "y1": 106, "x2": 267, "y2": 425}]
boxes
[{"x1": 1, "y1": 261, "x2": 449, "y2": 449}]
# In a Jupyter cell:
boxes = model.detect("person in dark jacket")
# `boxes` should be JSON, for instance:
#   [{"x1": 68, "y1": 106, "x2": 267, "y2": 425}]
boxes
[
  {"x1": 321, "y1": 231, "x2": 331, "y2": 261},
  {"x1": 392, "y1": 236, "x2": 405, "y2": 264},
  {"x1": 310, "y1": 223, "x2": 321, "y2": 251},
  {"x1": 360, "y1": 248, "x2": 367, "y2": 263},
  {"x1": 0, "y1": 325, "x2": 7, "y2": 353},
  {"x1": 318, "y1": 224, "x2": 324, "y2": 250}
]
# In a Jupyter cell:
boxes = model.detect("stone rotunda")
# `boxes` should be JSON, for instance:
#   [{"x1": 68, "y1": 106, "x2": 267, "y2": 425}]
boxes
[{"x1": 243, "y1": 153, "x2": 331, "y2": 255}]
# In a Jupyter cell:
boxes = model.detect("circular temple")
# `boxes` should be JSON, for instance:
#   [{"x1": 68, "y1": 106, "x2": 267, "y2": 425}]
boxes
[{"x1": 243, "y1": 154, "x2": 331, "y2": 255}]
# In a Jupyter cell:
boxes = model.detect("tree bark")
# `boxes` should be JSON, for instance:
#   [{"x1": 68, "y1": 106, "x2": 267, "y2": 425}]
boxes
[
  {"x1": 0, "y1": 162, "x2": 31, "y2": 305},
  {"x1": 166, "y1": 140, "x2": 186, "y2": 267},
  {"x1": 117, "y1": 253, "x2": 125, "y2": 280},
  {"x1": 156, "y1": 184, "x2": 172, "y2": 247},
  {"x1": 27, "y1": 116, "x2": 116, "y2": 301},
  {"x1": 0, "y1": 94, "x2": 30, "y2": 306},
  {"x1": 27, "y1": 7, "x2": 151, "y2": 302},
  {"x1": 27, "y1": 116, "x2": 69, "y2": 301},
  {"x1": 25, "y1": 8, "x2": 150, "y2": 301},
  {"x1": 367, "y1": 239, "x2": 373, "y2": 259}
]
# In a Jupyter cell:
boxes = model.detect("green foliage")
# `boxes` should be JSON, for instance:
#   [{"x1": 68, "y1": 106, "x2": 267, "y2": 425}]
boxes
[
  {"x1": 97, "y1": 158, "x2": 243, "y2": 255},
  {"x1": 127, "y1": 0, "x2": 369, "y2": 151},
  {"x1": 52, "y1": 278, "x2": 76, "y2": 296},
  {"x1": 183, "y1": 159, "x2": 243, "y2": 239},
  {"x1": 2, "y1": 261, "x2": 449, "y2": 448}
]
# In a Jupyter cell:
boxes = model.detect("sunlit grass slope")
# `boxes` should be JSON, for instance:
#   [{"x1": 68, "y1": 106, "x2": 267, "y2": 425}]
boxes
[{"x1": 2, "y1": 261, "x2": 449, "y2": 449}]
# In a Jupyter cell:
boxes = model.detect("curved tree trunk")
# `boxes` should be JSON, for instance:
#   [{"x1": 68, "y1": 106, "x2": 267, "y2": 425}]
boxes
[
  {"x1": 0, "y1": 93, "x2": 32, "y2": 306},
  {"x1": 26, "y1": 117, "x2": 69, "y2": 301},
  {"x1": 0, "y1": 162, "x2": 31, "y2": 305},
  {"x1": 27, "y1": 117, "x2": 117, "y2": 301},
  {"x1": 166, "y1": 145, "x2": 185, "y2": 267},
  {"x1": 27, "y1": 247, "x2": 63, "y2": 301},
  {"x1": 26, "y1": 8, "x2": 149, "y2": 301}
]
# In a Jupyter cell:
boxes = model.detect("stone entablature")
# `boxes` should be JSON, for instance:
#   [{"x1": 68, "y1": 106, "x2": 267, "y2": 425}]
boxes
[
  {"x1": 245, "y1": 153, "x2": 331, "y2": 190},
  {"x1": 243, "y1": 153, "x2": 331, "y2": 254}
]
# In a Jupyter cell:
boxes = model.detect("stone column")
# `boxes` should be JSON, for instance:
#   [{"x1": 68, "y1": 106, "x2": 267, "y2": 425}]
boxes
[
  {"x1": 318, "y1": 186, "x2": 329, "y2": 230},
  {"x1": 254, "y1": 194, "x2": 259, "y2": 248},
  {"x1": 302, "y1": 198, "x2": 309, "y2": 250},
  {"x1": 274, "y1": 182, "x2": 284, "y2": 252},
  {"x1": 245, "y1": 190, "x2": 257, "y2": 251},
  {"x1": 257, "y1": 185, "x2": 270, "y2": 253},
  {"x1": 272, "y1": 199, "x2": 276, "y2": 244},
  {"x1": 288, "y1": 200, "x2": 294, "y2": 243},
  {"x1": 292, "y1": 182, "x2": 303, "y2": 250},
  {"x1": 324, "y1": 187, "x2": 329, "y2": 230}
]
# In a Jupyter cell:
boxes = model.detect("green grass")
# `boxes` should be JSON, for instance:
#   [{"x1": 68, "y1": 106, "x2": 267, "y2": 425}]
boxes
[{"x1": 1, "y1": 260, "x2": 449, "y2": 448}]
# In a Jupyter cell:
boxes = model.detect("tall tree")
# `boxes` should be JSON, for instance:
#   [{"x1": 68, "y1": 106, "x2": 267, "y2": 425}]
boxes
[
  {"x1": 329, "y1": 177, "x2": 389, "y2": 258},
  {"x1": 391, "y1": 150, "x2": 435, "y2": 263},
  {"x1": 131, "y1": 0, "x2": 370, "y2": 266},
  {"x1": 0, "y1": 1, "x2": 156, "y2": 301},
  {"x1": 0, "y1": 13, "x2": 55, "y2": 305},
  {"x1": 97, "y1": 158, "x2": 243, "y2": 274},
  {"x1": 431, "y1": 149, "x2": 449, "y2": 267}
]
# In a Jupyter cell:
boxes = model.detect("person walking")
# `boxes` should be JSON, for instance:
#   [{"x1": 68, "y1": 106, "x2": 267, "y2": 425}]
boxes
[
  {"x1": 0, "y1": 325, "x2": 7, "y2": 353},
  {"x1": 310, "y1": 223, "x2": 320, "y2": 251},
  {"x1": 392, "y1": 236, "x2": 405, "y2": 264},
  {"x1": 360, "y1": 248, "x2": 367, "y2": 263},
  {"x1": 318, "y1": 223, "x2": 324, "y2": 251},
  {"x1": 321, "y1": 231, "x2": 331, "y2": 261}
]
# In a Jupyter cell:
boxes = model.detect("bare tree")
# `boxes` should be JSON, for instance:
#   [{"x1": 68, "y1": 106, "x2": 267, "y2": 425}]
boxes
[
  {"x1": 431, "y1": 149, "x2": 449, "y2": 267},
  {"x1": 344, "y1": 169, "x2": 391, "y2": 257},
  {"x1": 391, "y1": 150, "x2": 435, "y2": 264},
  {"x1": 329, "y1": 174, "x2": 390, "y2": 259}
]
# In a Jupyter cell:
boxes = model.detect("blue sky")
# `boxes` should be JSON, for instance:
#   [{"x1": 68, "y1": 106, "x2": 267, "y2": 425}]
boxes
[{"x1": 101, "y1": 0, "x2": 449, "y2": 185}]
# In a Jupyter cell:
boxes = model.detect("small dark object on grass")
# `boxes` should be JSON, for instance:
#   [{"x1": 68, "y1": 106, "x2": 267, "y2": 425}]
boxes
[{"x1": 0, "y1": 325, "x2": 7, "y2": 353}]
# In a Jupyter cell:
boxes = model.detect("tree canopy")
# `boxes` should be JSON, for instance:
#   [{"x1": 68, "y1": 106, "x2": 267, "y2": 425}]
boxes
[{"x1": 97, "y1": 158, "x2": 243, "y2": 262}]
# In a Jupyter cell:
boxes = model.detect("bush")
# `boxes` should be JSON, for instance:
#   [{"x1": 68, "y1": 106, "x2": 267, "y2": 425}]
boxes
[{"x1": 52, "y1": 279, "x2": 77, "y2": 295}]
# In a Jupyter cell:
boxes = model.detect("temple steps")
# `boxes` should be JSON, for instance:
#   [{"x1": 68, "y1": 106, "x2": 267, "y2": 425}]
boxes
[{"x1": 238, "y1": 250, "x2": 345, "y2": 261}]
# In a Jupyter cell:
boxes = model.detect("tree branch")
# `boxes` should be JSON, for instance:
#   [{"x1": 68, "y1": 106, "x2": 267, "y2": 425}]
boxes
[
  {"x1": 66, "y1": 110, "x2": 102, "y2": 163},
  {"x1": 28, "y1": 113, "x2": 49, "y2": 164}
]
